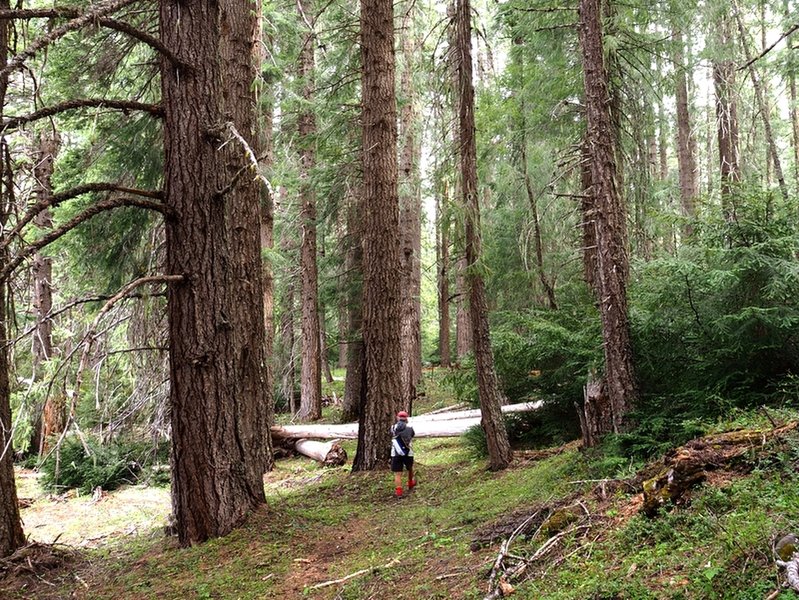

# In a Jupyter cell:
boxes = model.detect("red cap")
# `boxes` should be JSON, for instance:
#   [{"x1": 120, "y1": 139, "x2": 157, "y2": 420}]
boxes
[{"x1": 397, "y1": 411, "x2": 409, "y2": 419}]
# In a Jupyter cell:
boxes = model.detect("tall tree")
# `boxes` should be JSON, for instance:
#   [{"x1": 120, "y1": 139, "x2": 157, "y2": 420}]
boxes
[
  {"x1": 0, "y1": 0, "x2": 25, "y2": 558},
  {"x1": 578, "y1": 0, "x2": 638, "y2": 433},
  {"x1": 713, "y1": 14, "x2": 741, "y2": 214},
  {"x1": 398, "y1": 0, "x2": 422, "y2": 410},
  {"x1": 455, "y1": 0, "x2": 512, "y2": 470},
  {"x1": 297, "y1": 0, "x2": 323, "y2": 421},
  {"x1": 352, "y1": 0, "x2": 403, "y2": 470},
  {"x1": 673, "y1": 27, "x2": 698, "y2": 237},
  {"x1": 161, "y1": 0, "x2": 271, "y2": 545}
]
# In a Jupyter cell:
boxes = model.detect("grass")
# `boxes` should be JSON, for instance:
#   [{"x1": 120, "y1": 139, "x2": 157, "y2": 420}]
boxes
[{"x1": 6, "y1": 380, "x2": 799, "y2": 599}]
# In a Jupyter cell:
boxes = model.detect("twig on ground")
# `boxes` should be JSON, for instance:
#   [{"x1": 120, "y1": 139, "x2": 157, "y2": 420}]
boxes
[{"x1": 309, "y1": 556, "x2": 401, "y2": 590}]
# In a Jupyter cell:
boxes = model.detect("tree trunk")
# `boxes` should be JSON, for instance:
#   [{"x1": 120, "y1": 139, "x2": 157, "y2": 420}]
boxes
[
  {"x1": 297, "y1": 0, "x2": 322, "y2": 421},
  {"x1": 790, "y1": 1, "x2": 799, "y2": 194},
  {"x1": 160, "y1": 0, "x2": 270, "y2": 546},
  {"x1": 456, "y1": 0, "x2": 512, "y2": 471},
  {"x1": 0, "y1": 0, "x2": 25, "y2": 557},
  {"x1": 398, "y1": 1, "x2": 422, "y2": 411},
  {"x1": 30, "y1": 132, "x2": 64, "y2": 456},
  {"x1": 352, "y1": 0, "x2": 403, "y2": 471},
  {"x1": 713, "y1": 15, "x2": 741, "y2": 216},
  {"x1": 320, "y1": 302, "x2": 334, "y2": 384},
  {"x1": 580, "y1": 139, "x2": 599, "y2": 297},
  {"x1": 578, "y1": 0, "x2": 638, "y2": 434},
  {"x1": 732, "y1": 1, "x2": 788, "y2": 201},
  {"x1": 436, "y1": 180, "x2": 451, "y2": 367},
  {"x1": 455, "y1": 256, "x2": 472, "y2": 359},
  {"x1": 341, "y1": 188, "x2": 363, "y2": 423},
  {"x1": 673, "y1": 28, "x2": 698, "y2": 238}
]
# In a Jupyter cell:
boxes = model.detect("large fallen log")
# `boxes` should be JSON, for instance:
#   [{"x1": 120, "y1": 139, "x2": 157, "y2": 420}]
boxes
[
  {"x1": 271, "y1": 401, "x2": 543, "y2": 441},
  {"x1": 295, "y1": 439, "x2": 347, "y2": 466}
]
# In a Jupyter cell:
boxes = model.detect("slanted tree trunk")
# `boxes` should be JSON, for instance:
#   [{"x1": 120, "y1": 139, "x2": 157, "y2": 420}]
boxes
[
  {"x1": 352, "y1": 0, "x2": 403, "y2": 471},
  {"x1": 732, "y1": 1, "x2": 788, "y2": 201},
  {"x1": 0, "y1": 0, "x2": 25, "y2": 557},
  {"x1": 297, "y1": 0, "x2": 322, "y2": 421},
  {"x1": 455, "y1": 0, "x2": 512, "y2": 471},
  {"x1": 578, "y1": 0, "x2": 638, "y2": 434},
  {"x1": 160, "y1": 0, "x2": 271, "y2": 545},
  {"x1": 398, "y1": 1, "x2": 422, "y2": 411},
  {"x1": 673, "y1": 28, "x2": 698, "y2": 238},
  {"x1": 713, "y1": 15, "x2": 741, "y2": 217}
]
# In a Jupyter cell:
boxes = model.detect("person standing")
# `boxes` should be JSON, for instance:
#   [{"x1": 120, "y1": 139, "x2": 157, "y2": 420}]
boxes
[{"x1": 391, "y1": 411, "x2": 416, "y2": 497}]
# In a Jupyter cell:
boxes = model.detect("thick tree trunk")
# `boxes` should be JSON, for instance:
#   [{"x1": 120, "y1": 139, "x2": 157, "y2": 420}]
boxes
[
  {"x1": 0, "y1": 0, "x2": 25, "y2": 557},
  {"x1": 160, "y1": 0, "x2": 270, "y2": 546},
  {"x1": 352, "y1": 0, "x2": 403, "y2": 471},
  {"x1": 713, "y1": 16, "x2": 741, "y2": 216},
  {"x1": 673, "y1": 29, "x2": 698, "y2": 238},
  {"x1": 791, "y1": 44, "x2": 799, "y2": 194},
  {"x1": 580, "y1": 139, "x2": 599, "y2": 297},
  {"x1": 398, "y1": 1, "x2": 422, "y2": 411},
  {"x1": 297, "y1": 0, "x2": 322, "y2": 421},
  {"x1": 456, "y1": 0, "x2": 512, "y2": 471},
  {"x1": 436, "y1": 181, "x2": 451, "y2": 367},
  {"x1": 578, "y1": 0, "x2": 638, "y2": 434},
  {"x1": 455, "y1": 256, "x2": 472, "y2": 359},
  {"x1": 733, "y1": 2, "x2": 788, "y2": 201}
]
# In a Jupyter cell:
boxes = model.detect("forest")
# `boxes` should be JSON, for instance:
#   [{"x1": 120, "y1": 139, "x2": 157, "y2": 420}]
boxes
[{"x1": 1, "y1": 0, "x2": 799, "y2": 597}]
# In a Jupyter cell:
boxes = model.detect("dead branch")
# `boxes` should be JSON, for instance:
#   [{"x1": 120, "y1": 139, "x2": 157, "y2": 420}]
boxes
[
  {"x1": 209, "y1": 121, "x2": 274, "y2": 199},
  {"x1": 738, "y1": 21, "x2": 799, "y2": 71},
  {"x1": 3, "y1": 98, "x2": 163, "y2": 131},
  {"x1": 0, "y1": 0, "x2": 142, "y2": 78},
  {"x1": 0, "y1": 196, "x2": 170, "y2": 282},
  {"x1": 308, "y1": 556, "x2": 402, "y2": 590}
]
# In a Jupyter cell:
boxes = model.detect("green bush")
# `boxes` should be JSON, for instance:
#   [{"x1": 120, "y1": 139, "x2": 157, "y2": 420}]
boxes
[{"x1": 40, "y1": 435, "x2": 168, "y2": 493}]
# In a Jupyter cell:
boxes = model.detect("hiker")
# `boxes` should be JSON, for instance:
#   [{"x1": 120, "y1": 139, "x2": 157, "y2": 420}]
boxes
[{"x1": 391, "y1": 410, "x2": 416, "y2": 497}]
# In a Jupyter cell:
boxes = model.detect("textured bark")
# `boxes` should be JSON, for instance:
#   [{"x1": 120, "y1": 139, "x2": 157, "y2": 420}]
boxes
[
  {"x1": 0, "y1": 0, "x2": 25, "y2": 557},
  {"x1": 455, "y1": 256, "x2": 472, "y2": 359},
  {"x1": 297, "y1": 0, "x2": 322, "y2": 421},
  {"x1": 733, "y1": 2, "x2": 788, "y2": 201},
  {"x1": 456, "y1": 0, "x2": 512, "y2": 471},
  {"x1": 30, "y1": 132, "x2": 64, "y2": 456},
  {"x1": 790, "y1": 1, "x2": 799, "y2": 194},
  {"x1": 436, "y1": 180, "x2": 451, "y2": 367},
  {"x1": 673, "y1": 29, "x2": 698, "y2": 238},
  {"x1": 580, "y1": 139, "x2": 599, "y2": 297},
  {"x1": 398, "y1": 1, "x2": 422, "y2": 410},
  {"x1": 320, "y1": 302, "x2": 333, "y2": 384},
  {"x1": 160, "y1": 0, "x2": 270, "y2": 546},
  {"x1": 352, "y1": 0, "x2": 403, "y2": 471},
  {"x1": 341, "y1": 190, "x2": 363, "y2": 423},
  {"x1": 579, "y1": 375, "x2": 610, "y2": 448},
  {"x1": 713, "y1": 15, "x2": 740, "y2": 215},
  {"x1": 578, "y1": 0, "x2": 637, "y2": 434}
]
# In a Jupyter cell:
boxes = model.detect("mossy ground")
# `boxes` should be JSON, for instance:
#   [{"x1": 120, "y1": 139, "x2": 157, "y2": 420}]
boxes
[{"x1": 4, "y1": 376, "x2": 799, "y2": 599}]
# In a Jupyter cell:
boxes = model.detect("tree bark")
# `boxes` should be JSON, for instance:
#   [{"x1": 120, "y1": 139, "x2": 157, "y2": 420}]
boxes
[
  {"x1": 398, "y1": 0, "x2": 422, "y2": 411},
  {"x1": 160, "y1": 0, "x2": 270, "y2": 546},
  {"x1": 297, "y1": 0, "x2": 322, "y2": 421},
  {"x1": 0, "y1": 0, "x2": 25, "y2": 557},
  {"x1": 713, "y1": 15, "x2": 741, "y2": 217},
  {"x1": 456, "y1": 0, "x2": 512, "y2": 471},
  {"x1": 578, "y1": 0, "x2": 638, "y2": 433},
  {"x1": 436, "y1": 179, "x2": 451, "y2": 367},
  {"x1": 789, "y1": 0, "x2": 799, "y2": 194},
  {"x1": 580, "y1": 139, "x2": 599, "y2": 297},
  {"x1": 455, "y1": 256, "x2": 473, "y2": 359},
  {"x1": 673, "y1": 28, "x2": 698, "y2": 238},
  {"x1": 341, "y1": 189, "x2": 363, "y2": 423},
  {"x1": 352, "y1": 0, "x2": 403, "y2": 471}
]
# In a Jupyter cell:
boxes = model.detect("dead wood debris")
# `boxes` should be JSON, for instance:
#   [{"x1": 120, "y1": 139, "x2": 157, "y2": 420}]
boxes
[{"x1": 0, "y1": 541, "x2": 80, "y2": 584}]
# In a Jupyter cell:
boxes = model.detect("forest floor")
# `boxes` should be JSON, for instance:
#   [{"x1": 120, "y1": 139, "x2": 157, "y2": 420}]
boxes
[{"x1": 3, "y1": 378, "x2": 799, "y2": 599}]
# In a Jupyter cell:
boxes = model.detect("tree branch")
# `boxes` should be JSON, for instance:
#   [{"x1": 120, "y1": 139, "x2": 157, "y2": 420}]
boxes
[
  {"x1": 0, "y1": 0, "x2": 183, "y2": 78},
  {"x1": 3, "y1": 98, "x2": 163, "y2": 131},
  {"x1": 0, "y1": 197, "x2": 169, "y2": 282},
  {"x1": 738, "y1": 21, "x2": 799, "y2": 70},
  {"x1": 1, "y1": 183, "x2": 164, "y2": 253}
]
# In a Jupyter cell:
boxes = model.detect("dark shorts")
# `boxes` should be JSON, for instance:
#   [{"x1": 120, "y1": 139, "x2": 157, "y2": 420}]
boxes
[{"x1": 391, "y1": 455, "x2": 414, "y2": 472}]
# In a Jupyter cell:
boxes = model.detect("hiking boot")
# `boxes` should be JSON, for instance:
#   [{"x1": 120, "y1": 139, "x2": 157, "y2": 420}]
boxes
[
  {"x1": 408, "y1": 479, "x2": 417, "y2": 489},
  {"x1": 395, "y1": 486, "x2": 403, "y2": 497}
]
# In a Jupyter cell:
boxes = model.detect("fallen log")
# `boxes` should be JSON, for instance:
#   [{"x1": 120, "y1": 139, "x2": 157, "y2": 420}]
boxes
[
  {"x1": 271, "y1": 401, "x2": 543, "y2": 441},
  {"x1": 295, "y1": 439, "x2": 347, "y2": 467}
]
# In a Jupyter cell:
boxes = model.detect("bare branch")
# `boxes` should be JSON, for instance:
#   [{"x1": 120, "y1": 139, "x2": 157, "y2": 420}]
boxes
[
  {"x1": 738, "y1": 21, "x2": 799, "y2": 70},
  {"x1": 3, "y1": 98, "x2": 163, "y2": 131},
  {"x1": 0, "y1": 196, "x2": 170, "y2": 281},
  {"x1": 1, "y1": 183, "x2": 163, "y2": 253},
  {"x1": 209, "y1": 121, "x2": 275, "y2": 198}
]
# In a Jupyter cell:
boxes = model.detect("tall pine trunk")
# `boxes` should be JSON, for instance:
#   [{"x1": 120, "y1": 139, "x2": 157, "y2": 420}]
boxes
[
  {"x1": 0, "y1": 0, "x2": 25, "y2": 557},
  {"x1": 297, "y1": 0, "x2": 322, "y2": 421},
  {"x1": 673, "y1": 28, "x2": 698, "y2": 238},
  {"x1": 713, "y1": 15, "x2": 740, "y2": 216},
  {"x1": 161, "y1": 0, "x2": 271, "y2": 545},
  {"x1": 342, "y1": 188, "x2": 363, "y2": 422},
  {"x1": 436, "y1": 179, "x2": 451, "y2": 367},
  {"x1": 578, "y1": 0, "x2": 637, "y2": 434},
  {"x1": 352, "y1": 0, "x2": 403, "y2": 471},
  {"x1": 456, "y1": 0, "x2": 512, "y2": 471},
  {"x1": 398, "y1": 1, "x2": 422, "y2": 411}
]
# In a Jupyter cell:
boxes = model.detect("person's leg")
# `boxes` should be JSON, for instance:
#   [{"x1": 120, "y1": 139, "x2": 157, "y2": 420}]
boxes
[
  {"x1": 407, "y1": 457, "x2": 416, "y2": 489},
  {"x1": 391, "y1": 456, "x2": 403, "y2": 496}
]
